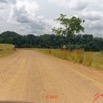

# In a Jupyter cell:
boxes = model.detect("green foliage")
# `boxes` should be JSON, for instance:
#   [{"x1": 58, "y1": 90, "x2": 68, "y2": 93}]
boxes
[
  {"x1": 53, "y1": 14, "x2": 84, "y2": 35},
  {"x1": 0, "y1": 31, "x2": 103, "y2": 52},
  {"x1": 52, "y1": 14, "x2": 85, "y2": 49}
]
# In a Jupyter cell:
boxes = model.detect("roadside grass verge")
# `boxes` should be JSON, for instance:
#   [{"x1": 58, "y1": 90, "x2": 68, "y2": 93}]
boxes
[
  {"x1": 36, "y1": 48, "x2": 103, "y2": 70},
  {"x1": 0, "y1": 44, "x2": 15, "y2": 58}
]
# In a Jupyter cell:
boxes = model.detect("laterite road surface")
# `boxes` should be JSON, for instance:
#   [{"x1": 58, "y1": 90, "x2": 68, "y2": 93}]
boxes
[{"x1": 0, "y1": 50, "x2": 103, "y2": 103}]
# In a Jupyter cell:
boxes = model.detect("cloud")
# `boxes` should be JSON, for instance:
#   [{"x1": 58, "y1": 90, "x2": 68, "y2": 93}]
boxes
[
  {"x1": 49, "y1": 0, "x2": 103, "y2": 11},
  {"x1": 49, "y1": 0, "x2": 88, "y2": 10},
  {"x1": 0, "y1": 0, "x2": 7, "y2": 3},
  {"x1": 0, "y1": 0, "x2": 54, "y2": 35},
  {"x1": 11, "y1": 0, "x2": 53, "y2": 34},
  {"x1": 0, "y1": 0, "x2": 103, "y2": 37},
  {"x1": 0, "y1": 0, "x2": 17, "y2": 4},
  {"x1": 83, "y1": 11, "x2": 103, "y2": 21},
  {"x1": 48, "y1": 0, "x2": 103, "y2": 37},
  {"x1": 8, "y1": 0, "x2": 39, "y2": 23},
  {"x1": 81, "y1": 10, "x2": 103, "y2": 37}
]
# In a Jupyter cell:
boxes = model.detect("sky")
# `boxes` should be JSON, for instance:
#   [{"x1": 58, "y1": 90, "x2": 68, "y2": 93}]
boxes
[{"x1": 0, "y1": 0, "x2": 103, "y2": 37}]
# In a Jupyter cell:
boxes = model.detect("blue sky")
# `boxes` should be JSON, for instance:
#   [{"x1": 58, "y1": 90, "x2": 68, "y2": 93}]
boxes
[{"x1": 0, "y1": 0, "x2": 103, "y2": 37}]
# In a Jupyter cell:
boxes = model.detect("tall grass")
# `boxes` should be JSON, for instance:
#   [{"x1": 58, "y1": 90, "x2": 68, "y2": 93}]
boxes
[
  {"x1": 0, "y1": 44, "x2": 15, "y2": 58},
  {"x1": 37, "y1": 48, "x2": 103, "y2": 70}
]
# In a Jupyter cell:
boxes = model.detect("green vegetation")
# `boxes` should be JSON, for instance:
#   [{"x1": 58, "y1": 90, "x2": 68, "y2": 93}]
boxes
[
  {"x1": 0, "y1": 15, "x2": 102, "y2": 69},
  {"x1": 37, "y1": 49, "x2": 103, "y2": 70},
  {"x1": 0, "y1": 31, "x2": 103, "y2": 52},
  {"x1": 0, "y1": 30, "x2": 103, "y2": 69},
  {"x1": 52, "y1": 14, "x2": 84, "y2": 49},
  {"x1": 0, "y1": 44, "x2": 15, "y2": 58}
]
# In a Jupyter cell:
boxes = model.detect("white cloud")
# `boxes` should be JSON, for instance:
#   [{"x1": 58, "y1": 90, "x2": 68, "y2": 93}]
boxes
[
  {"x1": 82, "y1": 11, "x2": 103, "y2": 21},
  {"x1": 0, "y1": 0, "x2": 54, "y2": 35},
  {"x1": 0, "y1": 0, "x2": 7, "y2": 3},
  {"x1": 48, "y1": 0, "x2": 103, "y2": 37},
  {"x1": 8, "y1": 0, "x2": 39, "y2": 23},
  {"x1": 49, "y1": 0, "x2": 88, "y2": 10},
  {"x1": 0, "y1": 0, "x2": 103, "y2": 37},
  {"x1": 49, "y1": 0, "x2": 103, "y2": 10}
]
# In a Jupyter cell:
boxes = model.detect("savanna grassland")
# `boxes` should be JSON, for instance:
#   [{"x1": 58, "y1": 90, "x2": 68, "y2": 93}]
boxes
[
  {"x1": 0, "y1": 44, "x2": 15, "y2": 58},
  {"x1": 37, "y1": 49, "x2": 103, "y2": 70},
  {"x1": 1, "y1": 31, "x2": 103, "y2": 70}
]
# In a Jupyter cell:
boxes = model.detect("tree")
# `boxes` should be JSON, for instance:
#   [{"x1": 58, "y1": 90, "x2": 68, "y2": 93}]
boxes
[
  {"x1": 52, "y1": 14, "x2": 85, "y2": 49},
  {"x1": 1, "y1": 31, "x2": 103, "y2": 52}
]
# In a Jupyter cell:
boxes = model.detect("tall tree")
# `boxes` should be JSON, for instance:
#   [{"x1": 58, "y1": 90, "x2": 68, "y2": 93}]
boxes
[{"x1": 52, "y1": 14, "x2": 85, "y2": 49}]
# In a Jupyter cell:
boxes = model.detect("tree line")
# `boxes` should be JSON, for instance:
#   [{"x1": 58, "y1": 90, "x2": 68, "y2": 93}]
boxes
[{"x1": 0, "y1": 31, "x2": 103, "y2": 51}]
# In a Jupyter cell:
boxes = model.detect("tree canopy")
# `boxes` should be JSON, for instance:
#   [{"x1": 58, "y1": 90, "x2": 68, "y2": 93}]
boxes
[
  {"x1": 0, "y1": 31, "x2": 103, "y2": 52},
  {"x1": 52, "y1": 14, "x2": 85, "y2": 48},
  {"x1": 53, "y1": 14, "x2": 84, "y2": 35}
]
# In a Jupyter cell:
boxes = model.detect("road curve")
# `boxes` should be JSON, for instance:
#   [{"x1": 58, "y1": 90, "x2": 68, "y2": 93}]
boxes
[{"x1": 0, "y1": 49, "x2": 103, "y2": 103}]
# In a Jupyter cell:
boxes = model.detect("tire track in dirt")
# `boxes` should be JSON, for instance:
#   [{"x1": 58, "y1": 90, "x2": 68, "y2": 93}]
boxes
[{"x1": 0, "y1": 49, "x2": 103, "y2": 103}]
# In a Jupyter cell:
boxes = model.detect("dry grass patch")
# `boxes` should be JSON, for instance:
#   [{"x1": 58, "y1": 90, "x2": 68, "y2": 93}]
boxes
[
  {"x1": 36, "y1": 48, "x2": 103, "y2": 70},
  {"x1": 0, "y1": 44, "x2": 15, "y2": 58}
]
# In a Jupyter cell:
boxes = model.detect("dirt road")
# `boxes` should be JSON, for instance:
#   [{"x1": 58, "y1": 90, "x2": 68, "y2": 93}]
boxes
[{"x1": 0, "y1": 49, "x2": 103, "y2": 103}]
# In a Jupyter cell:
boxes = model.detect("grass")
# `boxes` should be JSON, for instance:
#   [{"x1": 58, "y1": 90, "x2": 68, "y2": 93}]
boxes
[
  {"x1": 0, "y1": 44, "x2": 15, "y2": 58},
  {"x1": 36, "y1": 48, "x2": 103, "y2": 70}
]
